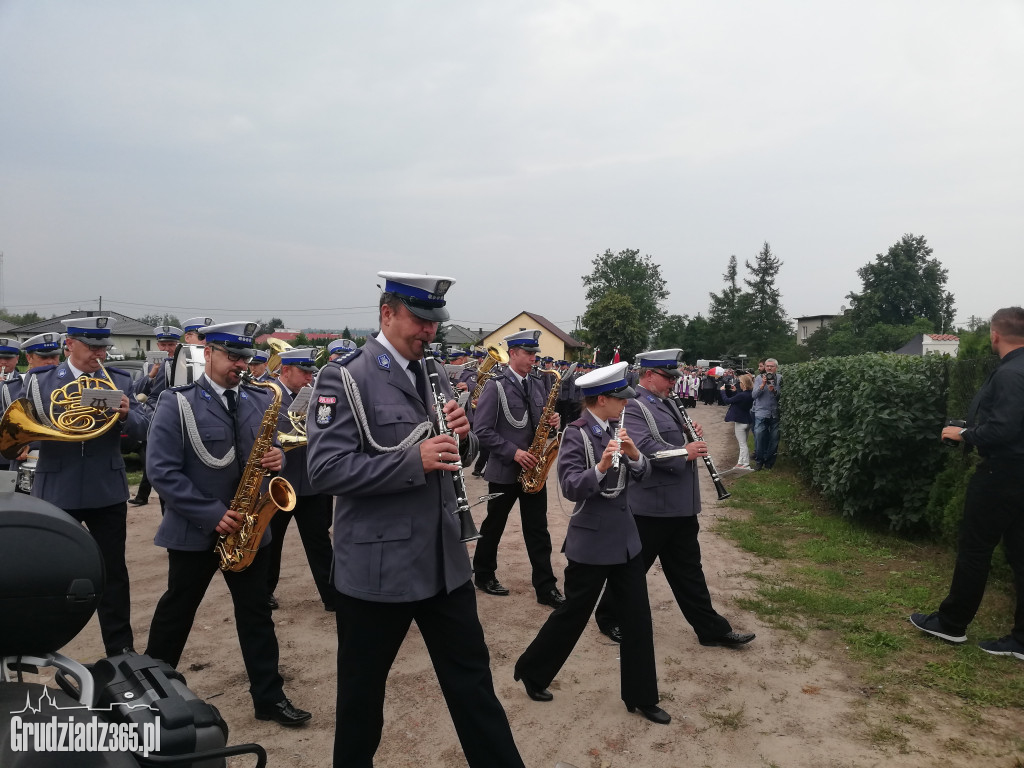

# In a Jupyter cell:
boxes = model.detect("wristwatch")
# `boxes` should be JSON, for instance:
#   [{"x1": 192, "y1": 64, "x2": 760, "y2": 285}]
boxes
[{"x1": 958, "y1": 428, "x2": 967, "y2": 438}]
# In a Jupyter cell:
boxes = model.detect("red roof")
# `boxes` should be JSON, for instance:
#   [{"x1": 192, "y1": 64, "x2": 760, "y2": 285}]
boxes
[{"x1": 928, "y1": 334, "x2": 959, "y2": 341}]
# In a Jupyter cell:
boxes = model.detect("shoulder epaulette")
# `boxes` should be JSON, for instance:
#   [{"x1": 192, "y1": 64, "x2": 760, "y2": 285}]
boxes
[
  {"x1": 569, "y1": 416, "x2": 588, "y2": 428},
  {"x1": 106, "y1": 366, "x2": 130, "y2": 378},
  {"x1": 338, "y1": 348, "x2": 362, "y2": 366},
  {"x1": 168, "y1": 382, "x2": 196, "y2": 393}
]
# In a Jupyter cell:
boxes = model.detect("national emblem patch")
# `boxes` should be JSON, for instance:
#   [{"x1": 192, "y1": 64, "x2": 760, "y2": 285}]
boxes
[{"x1": 315, "y1": 395, "x2": 337, "y2": 426}]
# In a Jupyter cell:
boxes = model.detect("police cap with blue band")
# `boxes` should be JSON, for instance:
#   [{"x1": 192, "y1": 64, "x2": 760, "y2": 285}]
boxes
[
  {"x1": 153, "y1": 325, "x2": 184, "y2": 341},
  {"x1": 183, "y1": 316, "x2": 215, "y2": 334},
  {"x1": 199, "y1": 322, "x2": 258, "y2": 358},
  {"x1": 635, "y1": 348, "x2": 683, "y2": 378},
  {"x1": 278, "y1": 347, "x2": 318, "y2": 372},
  {"x1": 504, "y1": 329, "x2": 542, "y2": 353},
  {"x1": 329, "y1": 338, "x2": 358, "y2": 355},
  {"x1": 575, "y1": 361, "x2": 635, "y2": 399},
  {"x1": 20, "y1": 333, "x2": 62, "y2": 357},
  {"x1": 0, "y1": 337, "x2": 21, "y2": 357},
  {"x1": 378, "y1": 271, "x2": 455, "y2": 322},
  {"x1": 249, "y1": 349, "x2": 269, "y2": 364},
  {"x1": 61, "y1": 316, "x2": 115, "y2": 347}
]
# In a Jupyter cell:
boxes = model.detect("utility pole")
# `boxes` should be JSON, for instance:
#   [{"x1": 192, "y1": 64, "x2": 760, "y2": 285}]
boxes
[
  {"x1": 99, "y1": 295, "x2": 103, "y2": 312},
  {"x1": 0, "y1": 251, "x2": 5, "y2": 311}
]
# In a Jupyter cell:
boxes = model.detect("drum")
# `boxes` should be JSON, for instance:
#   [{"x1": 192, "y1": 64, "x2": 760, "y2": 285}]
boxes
[
  {"x1": 170, "y1": 344, "x2": 206, "y2": 388},
  {"x1": 16, "y1": 450, "x2": 39, "y2": 495}
]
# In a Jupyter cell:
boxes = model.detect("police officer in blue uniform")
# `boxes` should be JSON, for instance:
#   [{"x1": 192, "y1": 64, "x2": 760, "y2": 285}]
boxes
[
  {"x1": 514, "y1": 362, "x2": 670, "y2": 725},
  {"x1": 0, "y1": 337, "x2": 25, "y2": 471},
  {"x1": 593, "y1": 349, "x2": 755, "y2": 648},
  {"x1": 247, "y1": 349, "x2": 271, "y2": 382},
  {"x1": 27, "y1": 317, "x2": 148, "y2": 656},
  {"x1": 473, "y1": 329, "x2": 565, "y2": 607},
  {"x1": 328, "y1": 338, "x2": 358, "y2": 362},
  {"x1": 265, "y1": 347, "x2": 336, "y2": 612},
  {"x1": 3, "y1": 333, "x2": 62, "y2": 481},
  {"x1": 181, "y1": 317, "x2": 214, "y2": 346},
  {"x1": 144, "y1": 322, "x2": 311, "y2": 727},
  {"x1": 306, "y1": 272, "x2": 525, "y2": 768},
  {"x1": 129, "y1": 325, "x2": 183, "y2": 506}
]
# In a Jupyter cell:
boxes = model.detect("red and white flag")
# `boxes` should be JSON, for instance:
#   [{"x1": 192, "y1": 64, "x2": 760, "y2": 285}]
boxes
[
  {"x1": 592, "y1": 347, "x2": 600, "y2": 363},
  {"x1": 612, "y1": 347, "x2": 621, "y2": 364}
]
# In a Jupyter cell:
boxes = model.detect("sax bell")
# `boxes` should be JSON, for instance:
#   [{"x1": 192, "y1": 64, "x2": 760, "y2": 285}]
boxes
[{"x1": 217, "y1": 476, "x2": 297, "y2": 572}]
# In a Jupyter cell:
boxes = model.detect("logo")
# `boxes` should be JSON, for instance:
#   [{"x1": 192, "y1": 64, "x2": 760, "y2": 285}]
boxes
[
  {"x1": 244, "y1": 323, "x2": 258, "y2": 337},
  {"x1": 591, "y1": 425, "x2": 603, "y2": 435},
  {"x1": 96, "y1": 317, "x2": 108, "y2": 329},
  {"x1": 377, "y1": 354, "x2": 391, "y2": 370},
  {"x1": 315, "y1": 403, "x2": 335, "y2": 426},
  {"x1": 58, "y1": 368, "x2": 67, "y2": 378}
]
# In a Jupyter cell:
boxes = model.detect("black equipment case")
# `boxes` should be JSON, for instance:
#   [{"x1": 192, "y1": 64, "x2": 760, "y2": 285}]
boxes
[{"x1": 91, "y1": 653, "x2": 229, "y2": 768}]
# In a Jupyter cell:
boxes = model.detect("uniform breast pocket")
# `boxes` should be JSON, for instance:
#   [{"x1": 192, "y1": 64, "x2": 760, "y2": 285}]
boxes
[
  {"x1": 571, "y1": 512, "x2": 601, "y2": 531},
  {"x1": 200, "y1": 425, "x2": 231, "y2": 452},
  {"x1": 373, "y1": 403, "x2": 419, "y2": 444}
]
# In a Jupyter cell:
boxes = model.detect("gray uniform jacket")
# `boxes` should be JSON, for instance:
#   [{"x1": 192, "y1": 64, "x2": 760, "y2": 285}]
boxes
[
  {"x1": 624, "y1": 386, "x2": 701, "y2": 518},
  {"x1": 305, "y1": 335, "x2": 479, "y2": 603},
  {"x1": 474, "y1": 367, "x2": 546, "y2": 484},
  {"x1": 1, "y1": 371, "x2": 23, "y2": 410},
  {"x1": 133, "y1": 358, "x2": 172, "y2": 400},
  {"x1": 276, "y1": 385, "x2": 315, "y2": 496},
  {"x1": 558, "y1": 410, "x2": 649, "y2": 565},
  {"x1": 30, "y1": 363, "x2": 148, "y2": 510},
  {"x1": 147, "y1": 374, "x2": 281, "y2": 552}
]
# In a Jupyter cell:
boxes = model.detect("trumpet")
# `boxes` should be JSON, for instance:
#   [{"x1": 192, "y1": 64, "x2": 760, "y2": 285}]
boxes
[{"x1": 0, "y1": 362, "x2": 122, "y2": 460}]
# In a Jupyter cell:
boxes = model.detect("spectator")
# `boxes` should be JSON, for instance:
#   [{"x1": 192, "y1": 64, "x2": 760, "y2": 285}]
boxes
[
  {"x1": 911, "y1": 307, "x2": 1024, "y2": 658},
  {"x1": 721, "y1": 374, "x2": 754, "y2": 470},
  {"x1": 751, "y1": 358, "x2": 781, "y2": 470}
]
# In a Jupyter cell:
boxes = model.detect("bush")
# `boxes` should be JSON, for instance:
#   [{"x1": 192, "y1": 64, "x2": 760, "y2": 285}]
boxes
[{"x1": 781, "y1": 353, "x2": 948, "y2": 530}]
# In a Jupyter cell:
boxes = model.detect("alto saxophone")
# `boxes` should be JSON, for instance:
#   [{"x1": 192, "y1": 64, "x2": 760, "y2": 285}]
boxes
[
  {"x1": 215, "y1": 376, "x2": 297, "y2": 572},
  {"x1": 518, "y1": 369, "x2": 562, "y2": 494}
]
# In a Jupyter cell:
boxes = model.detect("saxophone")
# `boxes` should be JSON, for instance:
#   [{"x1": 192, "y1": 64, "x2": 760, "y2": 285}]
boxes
[
  {"x1": 518, "y1": 369, "x2": 562, "y2": 494},
  {"x1": 469, "y1": 346, "x2": 508, "y2": 408},
  {"x1": 215, "y1": 376, "x2": 297, "y2": 572}
]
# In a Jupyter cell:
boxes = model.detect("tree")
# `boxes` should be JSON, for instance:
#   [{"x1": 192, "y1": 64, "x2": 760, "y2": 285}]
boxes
[
  {"x1": 137, "y1": 313, "x2": 182, "y2": 328},
  {"x1": 846, "y1": 234, "x2": 955, "y2": 333},
  {"x1": 742, "y1": 242, "x2": 790, "y2": 356},
  {"x1": 679, "y1": 314, "x2": 714, "y2": 363},
  {"x1": 0, "y1": 310, "x2": 44, "y2": 326},
  {"x1": 582, "y1": 291, "x2": 649, "y2": 364},
  {"x1": 653, "y1": 314, "x2": 689, "y2": 350},
  {"x1": 707, "y1": 255, "x2": 750, "y2": 354},
  {"x1": 581, "y1": 248, "x2": 668, "y2": 340},
  {"x1": 257, "y1": 317, "x2": 285, "y2": 336},
  {"x1": 342, "y1": 327, "x2": 353, "y2": 340}
]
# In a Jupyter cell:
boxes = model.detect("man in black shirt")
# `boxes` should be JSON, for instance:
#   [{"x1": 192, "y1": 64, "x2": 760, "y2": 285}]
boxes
[{"x1": 911, "y1": 306, "x2": 1024, "y2": 659}]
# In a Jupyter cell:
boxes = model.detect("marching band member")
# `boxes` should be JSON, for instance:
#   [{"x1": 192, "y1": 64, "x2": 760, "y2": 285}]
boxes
[
  {"x1": 21, "y1": 333, "x2": 63, "y2": 371},
  {"x1": 30, "y1": 317, "x2": 147, "y2": 656},
  {"x1": 181, "y1": 316, "x2": 214, "y2": 346},
  {"x1": 265, "y1": 347, "x2": 335, "y2": 612},
  {"x1": 593, "y1": 349, "x2": 755, "y2": 649},
  {"x1": 0, "y1": 338, "x2": 24, "y2": 471},
  {"x1": 3, "y1": 334, "x2": 62, "y2": 481},
  {"x1": 328, "y1": 337, "x2": 358, "y2": 362},
  {"x1": 129, "y1": 325, "x2": 183, "y2": 507},
  {"x1": 514, "y1": 361, "x2": 670, "y2": 725},
  {"x1": 247, "y1": 349, "x2": 271, "y2": 382},
  {"x1": 144, "y1": 321, "x2": 311, "y2": 727},
  {"x1": 472, "y1": 330, "x2": 565, "y2": 607},
  {"x1": 306, "y1": 272, "x2": 525, "y2": 768}
]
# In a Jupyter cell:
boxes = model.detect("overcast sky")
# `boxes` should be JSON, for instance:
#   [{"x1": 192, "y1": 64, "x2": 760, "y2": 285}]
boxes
[{"x1": 1, "y1": 1, "x2": 1021, "y2": 336}]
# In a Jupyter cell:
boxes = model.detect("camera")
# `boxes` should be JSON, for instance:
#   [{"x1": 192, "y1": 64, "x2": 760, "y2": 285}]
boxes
[
  {"x1": 942, "y1": 419, "x2": 967, "y2": 447},
  {"x1": 765, "y1": 372, "x2": 776, "y2": 385}
]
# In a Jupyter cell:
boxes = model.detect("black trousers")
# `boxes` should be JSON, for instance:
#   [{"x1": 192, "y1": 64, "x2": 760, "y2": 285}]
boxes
[
  {"x1": 66, "y1": 502, "x2": 133, "y2": 656},
  {"x1": 266, "y1": 493, "x2": 336, "y2": 609},
  {"x1": 333, "y1": 581, "x2": 524, "y2": 768},
  {"x1": 473, "y1": 482, "x2": 556, "y2": 595},
  {"x1": 472, "y1": 446, "x2": 490, "y2": 475},
  {"x1": 939, "y1": 458, "x2": 1024, "y2": 642},
  {"x1": 595, "y1": 515, "x2": 732, "y2": 641},
  {"x1": 135, "y1": 444, "x2": 152, "y2": 501},
  {"x1": 515, "y1": 555, "x2": 658, "y2": 706},
  {"x1": 145, "y1": 547, "x2": 285, "y2": 709}
]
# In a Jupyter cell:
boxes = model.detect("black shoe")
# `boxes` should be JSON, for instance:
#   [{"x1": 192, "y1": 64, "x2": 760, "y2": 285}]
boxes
[
  {"x1": 752, "y1": 462, "x2": 763, "y2": 471},
  {"x1": 599, "y1": 625, "x2": 623, "y2": 644},
  {"x1": 514, "y1": 672, "x2": 553, "y2": 702},
  {"x1": 909, "y1": 612, "x2": 966, "y2": 644},
  {"x1": 267, "y1": 594, "x2": 280, "y2": 610},
  {"x1": 471, "y1": 470, "x2": 484, "y2": 478},
  {"x1": 128, "y1": 497, "x2": 148, "y2": 506},
  {"x1": 476, "y1": 578, "x2": 510, "y2": 596},
  {"x1": 537, "y1": 588, "x2": 565, "y2": 608},
  {"x1": 626, "y1": 703, "x2": 671, "y2": 725},
  {"x1": 324, "y1": 603, "x2": 336, "y2": 612},
  {"x1": 699, "y1": 631, "x2": 756, "y2": 648},
  {"x1": 254, "y1": 698, "x2": 311, "y2": 726},
  {"x1": 107, "y1": 647, "x2": 136, "y2": 657}
]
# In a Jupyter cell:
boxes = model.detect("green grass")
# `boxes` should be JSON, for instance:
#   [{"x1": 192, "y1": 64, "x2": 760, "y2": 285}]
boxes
[{"x1": 717, "y1": 459, "x2": 1024, "y2": 710}]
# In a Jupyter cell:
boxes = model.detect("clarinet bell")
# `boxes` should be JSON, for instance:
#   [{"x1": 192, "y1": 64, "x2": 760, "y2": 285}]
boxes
[{"x1": 458, "y1": 509, "x2": 482, "y2": 543}]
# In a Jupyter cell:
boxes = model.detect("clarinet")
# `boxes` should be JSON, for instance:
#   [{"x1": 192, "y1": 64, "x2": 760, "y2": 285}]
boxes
[
  {"x1": 427, "y1": 362, "x2": 483, "y2": 543},
  {"x1": 668, "y1": 393, "x2": 731, "y2": 500}
]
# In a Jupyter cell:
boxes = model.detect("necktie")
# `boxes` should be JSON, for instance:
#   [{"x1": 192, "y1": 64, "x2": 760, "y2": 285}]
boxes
[
  {"x1": 408, "y1": 360, "x2": 430, "y2": 409},
  {"x1": 225, "y1": 389, "x2": 243, "y2": 471}
]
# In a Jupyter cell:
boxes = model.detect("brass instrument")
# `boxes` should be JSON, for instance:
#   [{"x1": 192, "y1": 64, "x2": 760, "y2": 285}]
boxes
[
  {"x1": 266, "y1": 338, "x2": 293, "y2": 378},
  {"x1": 469, "y1": 346, "x2": 508, "y2": 408},
  {"x1": 215, "y1": 376, "x2": 297, "y2": 572},
  {"x1": 518, "y1": 369, "x2": 562, "y2": 494},
  {"x1": 277, "y1": 388, "x2": 311, "y2": 452},
  {"x1": 0, "y1": 362, "x2": 123, "y2": 460}
]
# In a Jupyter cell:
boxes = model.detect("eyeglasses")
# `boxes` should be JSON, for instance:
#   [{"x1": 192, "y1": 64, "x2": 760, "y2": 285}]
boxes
[{"x1": 210, "y1": 344, "x2": 253, "y2": 364}]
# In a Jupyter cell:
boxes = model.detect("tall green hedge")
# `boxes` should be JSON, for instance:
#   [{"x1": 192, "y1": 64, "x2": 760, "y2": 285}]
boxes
[{"x1": 781, "y1": 353, "x2": 949, "y2": 530}]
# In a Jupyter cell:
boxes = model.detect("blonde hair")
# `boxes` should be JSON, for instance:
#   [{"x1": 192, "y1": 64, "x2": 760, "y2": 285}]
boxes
[{"x1": 738, "y1": 374, "x2": 754, "y2": 391}]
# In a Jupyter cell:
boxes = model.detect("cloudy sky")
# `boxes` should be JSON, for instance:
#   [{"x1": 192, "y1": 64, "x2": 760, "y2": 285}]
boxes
[{"x1": 1, "y1": 1, "x2": 1021, "y2": 335}]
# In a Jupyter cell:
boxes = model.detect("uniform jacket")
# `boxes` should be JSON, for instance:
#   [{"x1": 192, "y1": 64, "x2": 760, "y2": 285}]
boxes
[
  {"x1": 133, "y1": 358, "x2": 172, "y2": 400},
  {"x1": 30, "y1": 362, "x2": 148, "y2": 510},
  {"x1": 147, "y1": 374, "x2": 282, "y2": 551},
  {"x1": 624, "y1": 386, "x2": 700, "y2": 518},
  {"x1": 558, "y1": 409, "x2": 649, "y2": 565},
  {"x1": 276, "y1": 384, "x2": 316, "y2": 496},
  {"x1": 1, "y1": 371, "x2": 23, "y2": 410},
  {"x1": 306, "y1": 335, "x2": 478, "y2": 603},
  {"x1": 474, "y1": 366, "x2": 547, "y2": 484}
]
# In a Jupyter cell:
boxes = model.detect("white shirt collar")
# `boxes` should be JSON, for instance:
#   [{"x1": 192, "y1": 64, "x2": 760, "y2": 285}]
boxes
[
  {"x1": 203, "y1": 375, "x2": 239, "y2": 408},
  {"x1": 66, "y1": 360, "x2": 87, "y2": 379},
  {"x1": 376, "y1": 330, "x2": 415, "y2": 371},
  {"x1": 586, "y1": 408, "x2": 611, "y2": 433}
]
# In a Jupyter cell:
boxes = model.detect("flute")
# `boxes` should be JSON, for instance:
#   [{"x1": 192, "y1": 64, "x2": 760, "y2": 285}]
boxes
[
  {"x1": 667, "y1": 393, "x2": 731, "y2": 500},
  {"x1": 426, "y1": 363, "x2": 482, "y2": 543},
  {"x1": 610, "y1": 408, "x2": 624, "y2": 470}
]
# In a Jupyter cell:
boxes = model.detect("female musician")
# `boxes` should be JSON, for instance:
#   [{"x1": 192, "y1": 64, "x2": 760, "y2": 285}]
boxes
[{"x1": 513, "y1": 362, "x2": 670, "y2": 725}]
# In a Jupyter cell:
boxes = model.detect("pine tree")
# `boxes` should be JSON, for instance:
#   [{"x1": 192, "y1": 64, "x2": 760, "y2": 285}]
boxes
[{"x1": 743, "y1": 242, "x2": 790, "y2": 356}]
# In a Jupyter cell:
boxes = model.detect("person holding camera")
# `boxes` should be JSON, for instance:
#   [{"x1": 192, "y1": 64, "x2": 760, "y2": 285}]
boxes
[
  {"x1": 911, "y1": 307, "x2": 1024, "y2": 658},
  {"x1": 751, "y1": 358, "x2": 781, "y2": 470}
]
